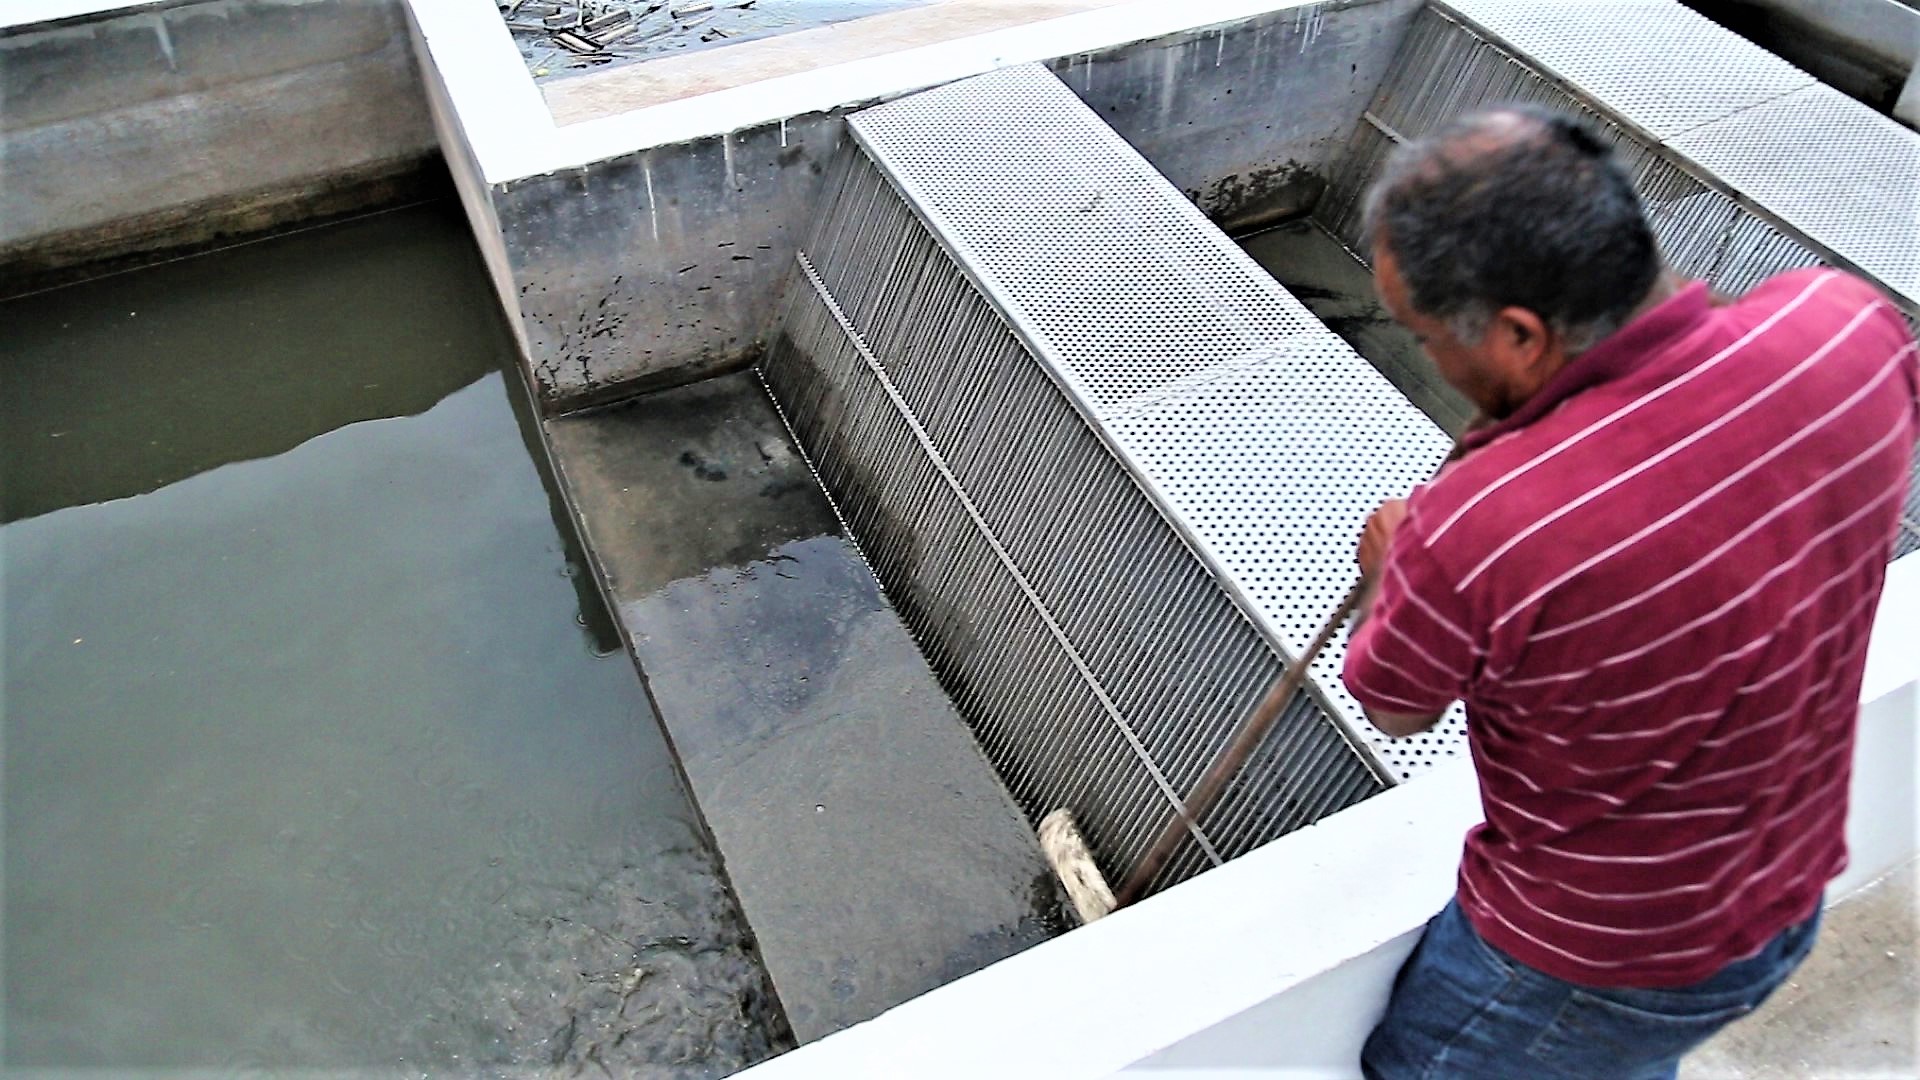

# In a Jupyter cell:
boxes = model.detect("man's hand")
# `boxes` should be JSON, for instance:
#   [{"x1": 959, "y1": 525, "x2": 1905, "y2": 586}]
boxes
[
  {"x1": 1357, "y1": 498, "x2": 1409, "y2": 580},
  {"x1": 1352, "y1": 498, "x2": 1447, "y2": 737}
]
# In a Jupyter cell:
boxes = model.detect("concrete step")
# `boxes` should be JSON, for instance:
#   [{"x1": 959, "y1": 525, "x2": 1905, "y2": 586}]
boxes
[{"x1": 544, "y1": 371, "x2": 1060, "y2": 1043}]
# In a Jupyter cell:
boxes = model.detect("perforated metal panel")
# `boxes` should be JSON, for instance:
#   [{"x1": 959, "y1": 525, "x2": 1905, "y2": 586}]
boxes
[
  {"x1": 1669, "y1": 84, "x2": 1920, "y2": 306},
  {"x1": 1438, "y1": 0, "x2": 1813, "y2": 139},
  {"x1": 764, "y1": 65, "x2": 1461, "y2": 896},
  {"x1": 1409, "y1": 0, "x2": 1917, "y2": 317},
  {"x1": 1320, "y1": 0, "x2": 1918, "y2": 577},
  {"x1": 849, "y1": 69, "x2": 1342, "y2": 411},
  {"x1": 1104, "y1": 355, "x2": 1460, "y2": 770},
  {"x1": 1898, "y1": 443, "x2": 1920, "y2": 562},
  {"x1": 1325, "y1": 7, "x2": 1822, "y2": 291}
]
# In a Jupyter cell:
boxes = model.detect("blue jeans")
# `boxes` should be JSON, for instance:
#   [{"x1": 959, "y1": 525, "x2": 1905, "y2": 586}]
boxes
[{"x1": 1361, "y1": 898, "x2": 1820, "y2": 1080}]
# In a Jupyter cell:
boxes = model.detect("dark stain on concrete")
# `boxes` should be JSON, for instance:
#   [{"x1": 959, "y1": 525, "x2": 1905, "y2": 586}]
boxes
[
  {"x1": 545, "y1": 372, "x2": 1061, "y2": 1042},
  {"x1": 1197, "y1": 160, "x2": 1328, "y2": 235},
  {"x1": 678, "y1": 449, "x2": 730, "y2": 482}
]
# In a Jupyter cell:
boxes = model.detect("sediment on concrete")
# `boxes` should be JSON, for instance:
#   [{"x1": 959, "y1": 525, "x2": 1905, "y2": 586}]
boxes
[{"x1": 544, "y1": 371, "x2": 1061, "y2": 1043}]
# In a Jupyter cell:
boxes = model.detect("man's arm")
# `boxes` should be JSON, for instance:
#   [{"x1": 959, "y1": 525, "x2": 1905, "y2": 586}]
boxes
[
  {"x1": 1346, "y1": 499, "x2": 1452, "y2": 737},
  {"x1": 1363, "y1": 704, "x2": 1446, "y2": 739}
]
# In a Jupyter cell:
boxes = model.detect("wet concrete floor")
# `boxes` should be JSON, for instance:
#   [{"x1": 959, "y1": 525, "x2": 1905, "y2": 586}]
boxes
[
  {"x1": 2, "y1": 203, "x2": 787, "y2": 1074},
  {"x1": 1240, "y1": 220, "x2": 1474, "y2": 439},
  {"x1": 546, "y1": 372, "x2": 1061, "y2": 1042}
]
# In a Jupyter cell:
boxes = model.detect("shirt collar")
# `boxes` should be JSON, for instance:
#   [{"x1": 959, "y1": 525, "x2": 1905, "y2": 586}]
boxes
[{"x1": 1458, "y1": 281, "x2": 1713, "y2": 453}]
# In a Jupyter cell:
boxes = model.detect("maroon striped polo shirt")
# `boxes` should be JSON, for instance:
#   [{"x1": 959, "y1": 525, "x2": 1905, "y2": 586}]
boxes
[{"x1": 1343, "y1": 268, "x2": 1919, "y2": 988}]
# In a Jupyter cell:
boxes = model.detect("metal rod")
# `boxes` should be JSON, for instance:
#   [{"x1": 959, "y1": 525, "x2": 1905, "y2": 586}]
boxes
[{"x1": 1115, "y1": 575, "x2": 1371, "y2": 906}]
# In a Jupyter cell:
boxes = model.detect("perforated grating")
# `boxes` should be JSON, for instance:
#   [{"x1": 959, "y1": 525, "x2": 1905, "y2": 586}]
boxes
[
  {"x1": 1668, "y1": 85, "x2": 1920, "y2": 307},
  {"x1": 1437, "y1": 0, "x2": 1812, "y2": 140},
  {"x1": 848, "y1": 66, "x2": 1340, "y2": 412},
  {"x1": 1324, "y1": 6, "x2": 1827, "y2": 294},
  {"x1": 847, "y1": 65, "x2": 1460, "y2": 781},
  {"x1": 1898, "y1": 443, "x2": 1920, "y2": 562},
  {"x1": 765, "y1": 65, "x2": 1461, "y2": 896},
  {"x1": 1106, "y1": 356, "x2": 1462, "y2": 766}
]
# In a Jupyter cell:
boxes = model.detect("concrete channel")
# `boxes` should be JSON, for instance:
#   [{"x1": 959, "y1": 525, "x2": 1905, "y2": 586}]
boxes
[{"x1": 5, "y1": 0, "x2": 1919, "y2": 1074}]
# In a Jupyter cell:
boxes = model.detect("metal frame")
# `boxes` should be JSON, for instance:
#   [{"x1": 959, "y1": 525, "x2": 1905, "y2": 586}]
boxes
[{"x1": 841, "y1": 64, "x2": 1455, "y2": 783}]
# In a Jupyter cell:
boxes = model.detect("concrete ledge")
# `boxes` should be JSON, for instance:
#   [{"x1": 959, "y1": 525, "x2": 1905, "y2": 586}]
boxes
[
  {"x1": 545, "y1": 373, "x2": 1060, "y2": 1043},
  {"x1": 541, "y1": 0, "x2": 1133, "y2": 126},
  {"x1": 739, "y1": 756, "x2": 1482, "y2": 1078}
]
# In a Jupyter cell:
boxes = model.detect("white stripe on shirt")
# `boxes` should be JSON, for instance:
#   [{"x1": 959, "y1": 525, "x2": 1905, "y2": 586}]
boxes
[
  {"x1": 1456, "y1": 306, "x2": 1887, "y2": 589},
  {"x1": 1488, "y1": 412, "x2": 1913, "y2": 637},
  {"x1": 1517, "y1": 578, "x2": 1881, "y2": 720},
  {"x1": 1510, "y1": 527, "x2": 1890, "y2": 689}
]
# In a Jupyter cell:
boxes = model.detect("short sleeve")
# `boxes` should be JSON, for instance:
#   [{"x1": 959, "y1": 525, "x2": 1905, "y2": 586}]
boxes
[{"x1": 1342, "y1": 527, "x2": 1477, "y2": 716}]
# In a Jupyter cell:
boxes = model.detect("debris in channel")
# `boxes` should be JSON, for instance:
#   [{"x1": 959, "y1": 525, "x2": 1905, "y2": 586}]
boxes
[{"x1": 500, "y1": 0, "x2": 932, "y2": 78}]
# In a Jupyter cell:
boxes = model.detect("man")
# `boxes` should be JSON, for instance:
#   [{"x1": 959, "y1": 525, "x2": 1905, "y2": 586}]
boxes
[{"x1": 1342, "y1": 106, "x2": 1918, "y2": 1079}]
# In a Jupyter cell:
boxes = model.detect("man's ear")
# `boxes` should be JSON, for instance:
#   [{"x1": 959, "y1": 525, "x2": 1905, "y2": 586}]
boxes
[{"x1": 1490, "y1": 305, "x2": 1552, "y2": 370}]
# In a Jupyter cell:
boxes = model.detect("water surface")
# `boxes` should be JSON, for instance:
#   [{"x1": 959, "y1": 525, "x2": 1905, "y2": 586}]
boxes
[{"x1": 1, "y1": 204, "x2": 788, "y2": 1074}]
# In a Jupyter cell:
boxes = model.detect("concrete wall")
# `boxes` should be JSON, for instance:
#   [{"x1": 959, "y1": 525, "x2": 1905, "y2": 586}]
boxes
[
  {"x1": 411, "y1": 0, "x2": 1417, "y2": 413},
  {"x1": 1067, "y1": 1, "x2": 1419, "y2": 233},
  {"x1": 1685, "y1": 0, "x2": 1920, "y2": 120},
  {"x1": 0, "y1": 0, "x2": 438, "y2": 290},
  {"x1": 409, "y1": 0, "x2": 527, "y2": 355},
  {"x1": 494, "y1": 115, "x2": 849, "y2": 409}
]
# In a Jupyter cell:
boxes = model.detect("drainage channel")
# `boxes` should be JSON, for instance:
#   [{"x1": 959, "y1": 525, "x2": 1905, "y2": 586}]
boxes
[
  {"x1": 542, "y1": 372, "x2": 1063, "y2": 1043},
  {"x1": 1237, "y1": 219, "x2": 1474, "y2": 441},
  {"x1": 1, "y1": 203, "x2": 788, "y2": 1074}
]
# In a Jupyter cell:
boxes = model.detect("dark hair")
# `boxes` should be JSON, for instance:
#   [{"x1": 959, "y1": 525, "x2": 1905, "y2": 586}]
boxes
[{"x1": 1363, "y1": 106, "x2": 1661, "y2": 351}]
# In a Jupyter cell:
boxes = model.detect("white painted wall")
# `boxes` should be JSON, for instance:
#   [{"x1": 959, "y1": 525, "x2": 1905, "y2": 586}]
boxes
[{"x1": 741, "y1": 555, "x2": 1920, "y2": 1079}]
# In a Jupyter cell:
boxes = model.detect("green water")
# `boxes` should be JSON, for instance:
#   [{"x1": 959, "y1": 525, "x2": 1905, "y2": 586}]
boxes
[{"x1": 0, "y1": 205, "x2": 786, "y2": 1073}]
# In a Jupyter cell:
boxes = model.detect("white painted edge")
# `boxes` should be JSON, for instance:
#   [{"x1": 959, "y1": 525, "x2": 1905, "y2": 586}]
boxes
[
  {"x1": 737, "y1": 757, "x2": 1485, "y2": 1079},
  {"x1": 1863, "y1": 551, "x2": 1920, "y2": 706},
  {"x1": 544, "y1": 0, "x2": 1331, "y2": 175},
  {"x1": 742, "y1": 555, "x2": 1919, "y2": 1079},
  {"x1": 1896, "y1": 61, "x2": 1920, "y2": 127},
  {"x1": 402, "y1": 0, "x2": 1342, "y2": 185},
  {"x1": 405, "y1": 0, "x2": 556, "y2": 185}
]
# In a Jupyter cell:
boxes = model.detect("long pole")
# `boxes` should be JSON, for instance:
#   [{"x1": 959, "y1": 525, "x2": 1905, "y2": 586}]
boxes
[{"x1": 1114, "y1": 576, "x2": 1371, "y2": 906}]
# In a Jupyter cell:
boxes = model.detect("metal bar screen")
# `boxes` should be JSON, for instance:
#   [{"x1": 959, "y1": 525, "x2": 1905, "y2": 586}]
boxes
[{"x1": 762, "y1": 65, "x2": 1451, "y2": 896}]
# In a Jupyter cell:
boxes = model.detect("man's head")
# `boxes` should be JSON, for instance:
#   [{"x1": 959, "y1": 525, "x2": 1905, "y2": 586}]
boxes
[{"x1": 1365, "y1": 107, "x2": 1663, "y2": 420}]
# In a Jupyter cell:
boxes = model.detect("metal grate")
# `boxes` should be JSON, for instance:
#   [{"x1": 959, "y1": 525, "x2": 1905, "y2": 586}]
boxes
[
  {"x1": 1438, "y1": 0, "x2": 1812, "y2": 139},
  {"x1": 845, "y1": 69, "x2": 1342, "y2": 411},
  {"x1": 1320, "y1": 0, "x2": 1918, "y2": 561},
  {"x1": 764, "y1": 65, "x2": 1456, "y2": 895},
  {"x1": 1323, "y1": 6, "x2": 1831, "y2": 303},
  {"x1": 1667, "y1": 84, "x2": 1920, "y2": 306},
  {"x1": 1898, "y1": 442, "x2": 1920, "y2": 562}
]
